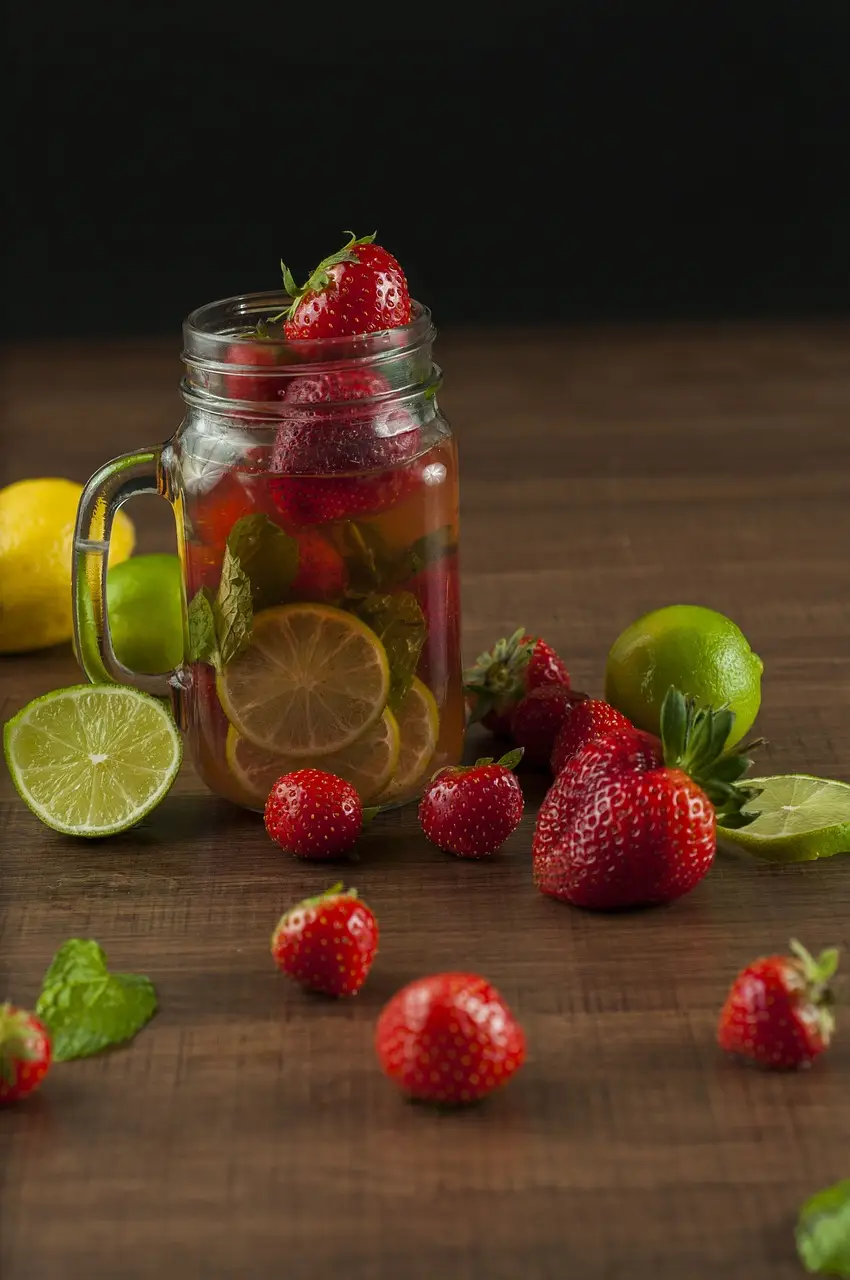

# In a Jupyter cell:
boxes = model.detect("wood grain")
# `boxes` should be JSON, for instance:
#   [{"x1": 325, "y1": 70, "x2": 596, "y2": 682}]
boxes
[{"x1": 2, "y1": 325, "x2": 849, "y2": 1280}]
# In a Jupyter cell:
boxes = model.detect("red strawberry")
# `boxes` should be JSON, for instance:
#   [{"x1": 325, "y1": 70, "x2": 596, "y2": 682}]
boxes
[
  {"x1": 533, "y1": 728, "x2": 661, "y2": 869},
  {"x1": 550, "y1": 698, "x2": 635, "y2": 775},
  {"x1": 419, "y1": 749, "x2": 524, "y2": 858},
  {"x1": 375, "y1": 972, "x2": 526, "y2": 1104},
  {"x1": 264, "y1": 770, "x2": 363, "y2": 860},
  {"x1": 464, "y1": 629, "x2": 570, "y2": 736},
  {"x1": 534, "y1": 690, "x2": 758, "y2": 910},
  {"x1": 281, "y1": 231, "x2": 410, "y2": 340},
  {"x1": 0, "y1": 1004, "x2": 51, "y2": 1104},
  {"x1": 511, "y1": 686, "x2": 588, "y2": 768},
  {"x1": 291, "y1": 530, "x2": 348, "y2": 601},
  {"x1": 224, "y1": 339, "x2": 284, "y2": 403},
  {"x1": 718, "y1": 940, "x2": 839, "y2": 1069},
  {"x1": 269, "y1": 369, "x2": 421, "y2": 527},
  {"x1": 271, "y1": 883, "x2": 378, "y2": 997}
]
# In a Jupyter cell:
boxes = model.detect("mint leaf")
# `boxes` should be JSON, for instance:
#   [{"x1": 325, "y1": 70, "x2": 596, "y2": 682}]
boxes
[
  {"x1": 338, "y1": 521, "x2": 456, "y2": 593},
  {"x1": 227, "y1": 513, "x2": 298, "y2": 610},
  {"x1": 403, "y1": 524, "x2": 455, "y2": 578},
  {"x1": 214, "y1": 547, "x2": 253, "y2": 665},
  {"x1": 35, "y1": 939, "x2": 157, "y2": 1062},
  {"x1": 353, "y1": 591, "x2": 426, "y2": 711},
  {"x1": 187, "y1": 587, "x2": 219, "y2": 666},
  {"x1": 797, "y1": 1180, "x2": 850, "y2": 1276}
]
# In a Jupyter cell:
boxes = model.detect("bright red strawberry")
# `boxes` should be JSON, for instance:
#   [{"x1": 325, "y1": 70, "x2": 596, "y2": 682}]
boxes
[
  {"x1": 224, "y1": 339, "x2": 284, "y2": 402},
  {"x1": 535, "y1": 691, "x2": 758, "y2": 910},
  {"x1": 271, "y1": 883, "x2": 378, "y2": 997},
  {"x1": 718, "y1": 940, "x2": 839, "y2": 1069},
  {"x1": 375, "y1": 972, "x2": 526, "y2": 1104},
  {"x1": 511, "y1": 686, "x2": 588, "y2": 768},
  {"x1": 269, "y1": 369, "x2": 421, "y2": 527},
  {"x1": 264, "y1": 770, "x2": 363, "y2": 860},
  {"x1": 549, "y1": 698, "x2": 635, "y2": 775},
  {"x1": 281, "y1": 231, "x2": 410, "y2": 340},
  {"x1": 464, "y1": 629, "x2": 570, "y2": 736},
  {"x1": 533, "y1": 727, "x2": 661, "y2": 869},
  {"x1": 291, "y1": 530, "x2": 348, "y2": 601},
  {"x1": 419, "y1": 749, "x2": 524, "y2": 858},
  {"x1": 0, "y1": 1004, "x2": 51, "y2": 1104}
]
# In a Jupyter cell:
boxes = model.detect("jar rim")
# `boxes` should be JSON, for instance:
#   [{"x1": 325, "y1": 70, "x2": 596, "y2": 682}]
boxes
[{"x1": 183, "y1": 291, "x2": 434, "y2": 367}]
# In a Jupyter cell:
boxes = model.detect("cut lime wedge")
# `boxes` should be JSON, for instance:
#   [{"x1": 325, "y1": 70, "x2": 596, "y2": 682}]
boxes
[
  {"x1": 4, "y1": 685, "x2": 182, "y2": 837},
  {"x1": 718, "y1": 774, "x2": 850, "y2": 862}
]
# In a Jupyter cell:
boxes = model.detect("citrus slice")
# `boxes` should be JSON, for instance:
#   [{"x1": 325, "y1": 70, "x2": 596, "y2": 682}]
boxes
[
  {"x1": 225, "y1": 707, "x2": 400, "y2": 807},
  {"x1": 376, "y1": 677, "x2": 439, "y2": 804},
  {"x1": 3, "y1": 684, "x2": 182, "y2": 837},
  {"x1": 718, "y1": 775, "x2": 850, "y2": 862},
  {"x1": 217, "y1": 602, "x2": 390, "y2": 756}
]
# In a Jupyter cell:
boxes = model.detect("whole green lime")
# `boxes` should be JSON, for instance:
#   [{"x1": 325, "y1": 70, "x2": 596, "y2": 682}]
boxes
[
  {"x1": 605, "y1": 605, "x2": 762, "y2": 747},
  {"x1": 107, "y1": 554, "x2": 184, "y2": 674}
]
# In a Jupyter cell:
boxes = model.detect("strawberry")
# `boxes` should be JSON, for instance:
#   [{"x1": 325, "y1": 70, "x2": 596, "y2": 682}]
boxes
[
  {"x1": 550, "y1": 698, "x2": 635, "y2": 775},
  {"x1": 264, "y1": 770, "x2": 363, "y2": 860},
  {"x1": 464, "y1": 629, "x2": 570, "y2": 736},
  {"x1": 0, "y1": 1004, "x2": 51, "y2": 1104},
  {"x1": 534, "y1": 689, "x2": 758, "y2": 910},
  {"x1": 533, "y1": 727, "x2": 662, "y2": 870},
  {"x1": 418, "y1": 749, "x2": 524, "y2": 858},
  {"x1": 281, "y1": 231, "x2": 410, "y2": 341},
  {"x1": 224, "y1": 339, "x2": 284, "y2": 403},
  {"x1": 291, "y1": 530, "x2": 348, "y2": 601},
  {"x1": 375, "y1": 972, "x2": 526, "y2": 1104},
  {"x1": 269, "y1": 369, "x2": 421, "y2": 527},
  {"x1": 511, "y1": 686, "x2": 588, "y2": 768},
  {"x1": 718, "y1": 940, "x2": 839, "y2": 1069},
  {"x1": 271, "y1": 883, "x2": 378, "y2": 997}
]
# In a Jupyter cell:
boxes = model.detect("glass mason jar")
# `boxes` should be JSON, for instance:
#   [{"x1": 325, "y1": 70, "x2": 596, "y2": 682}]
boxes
[{"x1": 73, "y1": 293, "x2": 464, "y2": 811}]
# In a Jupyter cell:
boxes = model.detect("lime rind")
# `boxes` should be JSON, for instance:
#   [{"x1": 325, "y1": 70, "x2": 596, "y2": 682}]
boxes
[
  {"x1": 718, "y1": 774, "x2": 850, "y2": 863},
  {"x1": 4, "y1": 684, "x2": 182, "y2": 838}
]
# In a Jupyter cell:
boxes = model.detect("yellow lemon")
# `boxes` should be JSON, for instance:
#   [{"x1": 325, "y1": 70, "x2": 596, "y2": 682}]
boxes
[{"x1": 0, "y1": 478, "x2": 135, "y2": 653}]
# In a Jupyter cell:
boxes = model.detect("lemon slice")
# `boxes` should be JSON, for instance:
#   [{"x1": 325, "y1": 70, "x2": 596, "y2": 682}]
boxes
[
  {"x1": 217, "y1": 602, "x2": 390, "y2": 756},
  {"x1": 225, "y1": 707, "x2": 400, "y2": 807},
  {"x1": 4, "y1": 684, "x2": 181, "y2": 837},
  {"x1": 376, "y1": 677, "x2": 439, "y2": 804},
  {"x1": 718, "y1": 775, "x2": 850, "y2": 862}
]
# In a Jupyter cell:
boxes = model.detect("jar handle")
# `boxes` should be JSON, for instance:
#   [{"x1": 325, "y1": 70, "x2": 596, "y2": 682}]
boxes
[{"x1": 72, "y1": 446, "x2": 186, "y2": 710}]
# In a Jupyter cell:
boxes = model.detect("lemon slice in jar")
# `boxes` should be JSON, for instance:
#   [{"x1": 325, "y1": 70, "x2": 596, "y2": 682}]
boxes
[
  {"x1": 216, "y1": 603, "x2": 390, "y2": 756},
  {"x1": 376, "y1": 677, "x2": 439, "y2": 805},
  {"x1": 225, "y1": 708, "x2": 400, "y2": 808}
]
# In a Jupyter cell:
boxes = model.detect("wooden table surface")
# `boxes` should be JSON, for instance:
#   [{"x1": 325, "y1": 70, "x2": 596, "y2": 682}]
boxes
[{"x1": 2, "y1": 327, "x2": 850, "y2": 1280}]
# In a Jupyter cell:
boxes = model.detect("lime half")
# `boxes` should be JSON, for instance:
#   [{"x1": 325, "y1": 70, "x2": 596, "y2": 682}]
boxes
[
  {"x1": 4, "y1": 685, "x2": 182, "y2": 837},
  {"x1": 718, "y1": 775, "x2": 850, "y2": 862}
]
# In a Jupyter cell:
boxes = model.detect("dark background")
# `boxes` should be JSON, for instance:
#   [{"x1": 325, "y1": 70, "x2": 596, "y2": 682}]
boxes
[{"x1": 5, "y1": 0, "x2": 850, "y2": 337}]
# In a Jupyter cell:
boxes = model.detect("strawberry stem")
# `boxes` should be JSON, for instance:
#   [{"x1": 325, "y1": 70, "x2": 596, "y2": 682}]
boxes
[
  {"x1": 658, "y1": 687, "x2": 760, "y2": 827},
  {"x1": 275, "y1": 231, "x2": 378, "y2": 324},
  {"x1": 0, "y1": 1003, "x2": 40, "y2": 1085}
]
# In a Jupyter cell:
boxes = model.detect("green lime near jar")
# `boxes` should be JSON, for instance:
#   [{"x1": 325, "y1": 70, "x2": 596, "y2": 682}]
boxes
[
  {"x1": 107, "y1": 554, "x2": 184, "y2": 673},
  {"x1": 605, "y1": 604, "x2": 763, "y2": 748}
]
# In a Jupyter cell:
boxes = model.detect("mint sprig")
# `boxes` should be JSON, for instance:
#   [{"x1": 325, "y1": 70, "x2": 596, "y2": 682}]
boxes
[
  {"x1": 796, "y1": 1179, "x2": 850, "y2": 1276},
  {"x1": 226, "y1": 513, "x2": 298, "y2": 611},
  {"x1": 35, "y1": 939, "x2": 157, "y2": 1062},
  {"x1": 352, "y1": 591, "x2": 426, "y2": 711},
  {"x1": 187, "y1": 586, "x2": 219, "y2": 665},
  {"x1": 213, "y1": 547, "x2": 253, "y2": 666}
]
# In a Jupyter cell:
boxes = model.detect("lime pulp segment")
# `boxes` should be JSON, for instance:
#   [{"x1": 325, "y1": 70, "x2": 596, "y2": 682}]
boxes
[
  {"x1": 718, "y1": 774, "x2": 850, "y2": 862},
  {"x1": 4, "y1": 684, "x2": 182, "y2": 837}
]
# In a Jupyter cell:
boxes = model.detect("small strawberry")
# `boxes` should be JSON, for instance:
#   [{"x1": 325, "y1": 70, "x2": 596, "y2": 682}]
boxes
[
  {"x1": 269, "y1": 369, "x2": 421, "y2": 527},
  {"x1": 224, "y1": 339, "x2": 284, "y2": 403},
  {"x1": 464, "y1": 629, "x2": 570, "y2": 736},
  {"x1": 271, "y1": 883, "x2": 378, "y2": 997},
  {"x1": 550, "y1": 698, "x2": 635, "y2": 775},
  {"x1": 511, "y1": 686, "x2": 588, "y2": 768},
  {"x1": 291, "y1": 530, "x2": 348, "y2": 601},
  {"x1": 0, "y1": 1004, "x2": 51, "y2": 1104},
  {"x1": 281, "y1": 231, "x2": 411, "y2": 340},
  {"x1": 534, "y1": 689, "x2": 758, "y2": 910},
  {"x1": 375, "y1": 972, "x2": 526, "y2": 1104},
  {"x1": 718, "y1": 940, "x2": 839, "y2": 1069},
  {"x1": 419, "y1": 749, "x2": 524, "y2": 858},
  {"x1": 264, "y1": 770, "x2": 363, "y2": 860}
]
